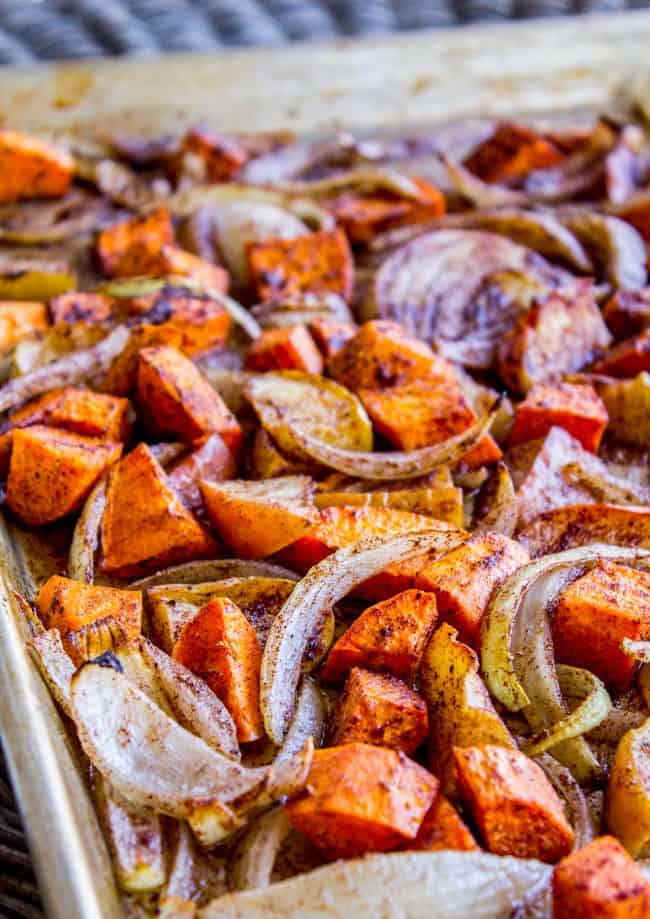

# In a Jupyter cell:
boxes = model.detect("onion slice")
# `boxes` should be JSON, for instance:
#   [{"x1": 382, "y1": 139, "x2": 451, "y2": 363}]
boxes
[
  {"x1": 130, "y1": 559, "x2": 299, "y2": 590},
  {"x1": 275, "y1": 169, "x2": 427, "y2": 201},
  {"x1": 536, "y1": 753, "x2": 595, "y2": 849},
  {"x1": 229, "y1": 807, "x2": 292, "y2": 892},
  {"x1": 562, "y1": 461, "x2": 650, "y2": 506},
  {"x1": 280, "y1": 407, "x2": 497, "y2": 481},
  {"x1": 68, "y1": 477, "x2": 108, "y2": 584},
  {"x1": 522, "y1": 665, "x2": 612, "y2": 758},
  {"x1": 560, "y1": 212, "x2": 647, "y2": 289},
  {"x1": 474, "y1": 462, "x2": 517, "y2": 537},
  {"x1": 202, "y1": 851, "x2": 551, "y2": 919},
  {"x1": 261, "y1": 527, "x2": 466, "y2": 744},
  {"x1": 275, "y1": 677, "x2": 328, "y2": 767}
]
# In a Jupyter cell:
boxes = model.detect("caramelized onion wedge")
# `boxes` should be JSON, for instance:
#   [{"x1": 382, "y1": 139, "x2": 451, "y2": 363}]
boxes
[
  {"x1": 69, "y1": 477, "x2": 108, "y2": 584},
  {"x1": 276, "y1": 169, "x2": 427, "y2": 201},
  {"x1": 140, "y1": 639, "x2": 240, "y2": 761},
  {"x1": 261, "y1": 528, "x2": 466, "y2": 743},
  {"x1": 27, "y1": 628, "x2": 75, "y2": 718},
  {"x1": 536, "y1": 754, "x2": 594, "y2": 850},
  {"x1": 522, "y1": 666, "x2": 611, "y2": 758},
  {"x1": 130, "y1": 559, "x2": 299, "y2": 590},
  {"x1": 562, "y1": 462, "x2": 650, "y2": 506},
  {"x1": 560, "y1": 212, "x2": 647, "y2": 289},
  {"x1": 281, "y1": 407, "x2": 496, "y2": 481},
  {"x1": 0, "y1": 325, "x2": 130, "y2": 414},
  {"x1": 474, "y1": 462, "x2": 517, "y2": 537},
  {"x1": 70, "y1": 664, "x2": 273, "y2": 844},
  {"x1": 276, "y1": 677, "x2": 327, "y2": 766},
  {"x1": 229, "y1": 808, "x2": 291, "y2": 892},
  {"x1": 201, "y1": 851, "x2": 551, "y2": 919},
  {"x1": 442, "y1": 155, "x2": 529, "y2": 208}
]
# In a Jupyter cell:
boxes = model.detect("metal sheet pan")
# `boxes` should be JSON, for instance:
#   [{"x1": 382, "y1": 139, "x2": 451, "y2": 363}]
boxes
[{"x1": 1, "y1": 11, "x2": 650, "y2": 916}]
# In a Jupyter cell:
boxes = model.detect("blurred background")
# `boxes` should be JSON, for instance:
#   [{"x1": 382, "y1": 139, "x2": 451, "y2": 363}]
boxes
[{"x1": 0, "y1": 0, "x2": 644, "y2": 65}]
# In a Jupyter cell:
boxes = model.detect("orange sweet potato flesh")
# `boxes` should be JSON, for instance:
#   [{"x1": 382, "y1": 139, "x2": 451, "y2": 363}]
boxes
[
  {"x1": 183, "y1": 127, "x2": 248, "y2": 181},
  {"x1": 167, "y1": 433, "x2": 236, "y2": 516},
  {"x1": 553, "y1": 561, "x2": 650, "y2": 692},
  {"x1": 593, "y1": 328, "x2": 650, "y2": 378},
  {"x1": 0, "y1": 130, "x2": 74, "y2": 204},
  {"x1": 463, "y1": 122, "x2": 564, "y2": 184},
  {"x1": 328, "y1": 320, "x2": 456, "y2": 391},
  {"x1": 330, "y1": 667, "x2": 429, "y2": 755},
  {"x1": 245, "y1": 325, "x2": 324, "y2": 374},
  {"x1": 328, "y1": 179, "x2": 445, "y2": 244},
  {"x1": 509, "y1": 381, "x2": 609, "y2": 453},
  {"x1": 247, "y1": 229, "x2": 354, "y2": 302},
  {"x1": 157, "y1": 246, "x2": 229, "y2": 292},
  {"x1": 2, "y1": 387, "x2": 130, "y2": 442},
  {"x1": 36, "y1": 576, "x2": 142, "y2": 649},
  {"x1": 6, "y1": 425, "x2": 122, "y2": 526},
  {"x1": 415, "y1": 533, "x2": 530, "y2": 648},
  {"x1": 99, "y1": 323, "x2": 186, "y2": 397},
  {"x1": 284, "y1": 742, "x2": 438, "y2": 859},
  {"x1": 100, "y1": 443, "x2": 217, "y2": 577},
  {"x1": 453, "y1": 744, "x2": 575, "y2": 862},
  {"x1": 553, "y1": 836, "x2": 650, "y2": 919},
  {"x1": 406, "y1": 793, "x2": 479, "y2": 853},
  {"x1": 96, "y1": 208, "x2": 175, "y2": 277},
  {"x1": 280, "y1": 505, "x2": 458, "y2": 600},
  {"x1": 173, "y1": 596, "x2": 263, "y2": 743},
  {"x1": 518, "y1": 503, "x2": 650, "y2": 558},
  {"x1": 136, "y1": 345, "x2": 242, "y2": 454},
  {"x1": 308, "y1": 317, "x2": 357, "y2": 358},
  {"x1": 50, "y1": 292, "x2": 114, "y2": 325},
  {"x1": 0, "y1": 301, "x2": 48, "y2": 351},
  {"x1": 322, "y1": 588, "x2": 438, "y2": 683},
  {"x1": 150, "y1": 294, "x2": 230, "y2": 356}
]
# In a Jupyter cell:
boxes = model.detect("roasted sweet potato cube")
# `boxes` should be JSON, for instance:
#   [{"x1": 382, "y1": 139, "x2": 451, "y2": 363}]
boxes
[
  {"x1": 602, "y1": 289, "x2": 650, "y2": 340},
  {"x1": 0, "y1": 130, "x2": 74, "y2": 204},
  {"x1": 143, "y1": 293, "x2": 230, "y2": 356},
  {"x1": 280, "y1": 506, "x2": 452, "y2": 600},
  {"x1": 420, "y1": 623, "x2": 515, "y2": 794},
  {"x1": 6, "y1": 425, "x2": 122, "y2": 526},
  {"x1": 247, "y1": 229, "x2": 354, "y2": 302},
  {"x1": 136, "y1": 345, "x2": 242, "y2": 454},
  {"x1": 453, "y1": 744, "x2": 575, "y2": 862},
  {"x1": 183, "y1": 127, "x2": 248, "y2": 181},
  {"x1": 314, "y1": 487, "x2": 464, "y2": 528},
  {"x1": 36, "y1": 576, "x2": 142, "y2": 647},
  {"x1": 509, "y1": 381, "x2": 609, "y2": 453},
  {"x1": 322, "y1": 588, "x2": 438, "y2": 683},
  {"x1": 463, "y1": 122, "x2": 564, "y2": 184},
  {"x1": 553, "y1": 836, "x2": 650, "y2": 919},
  {"x1": 329, "y1": 180, "x2": 445, "y2": 244},
  {"x1": 157, "y1": 246, "x2": 229, "y2": 292},
  {"x1": 358, "y1": 380, "x2": 502, "y2": 471},
  {"x1": 553, "y1": 561, "x2": 650, "y2": 691},
  {"x1": 593, "y1": 328, "x2": 650, "y2": 378},
  {"x1": 0, "y1": 301, "x2": 48, "y2": 351},
  {"x1": 330, "y1": 667, "x2": 428, "y2": 754},
  {"x1": 245, "y1": 325, "x2": 324, "y2": 374},
  {"x1": 100, "y1": 443, "x2": 217, "y2": 577},
  {"x1": 173, "y1": 596, "x2": 263, "y2": 742},
  {"x1": 284, "y1": 743, "x2": 438, "y2": 859},
  {"x1": 308, "y1": 317, "x2": 357, "y2": 358},
  {"x1": 415, "y1": 533, "x2": 530, "y2": 648},
  {"x1": 328, "y1": 319, "x2": 455, "y2": 391},
  {"x1": 96, "y1": 208, "x2": 174, "y2": 278},
  {"x1": 201, "y1": 475, "x2": 317, "y2": 558},
  {"x1": 167, "y1": 433, "x2": 236, "y2": 516},
  {"x1": 406, "y1": 793, "x2": 479, "y2": 853},
  {"x1": 49, "y1": 292, "x2": 114, "y2": 325},
  {"x1": 497, "y1": 285, "x2": 612, "y2": 394}
]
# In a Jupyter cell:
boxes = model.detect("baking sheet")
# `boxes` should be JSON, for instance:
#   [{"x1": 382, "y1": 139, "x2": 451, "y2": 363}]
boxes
[{"x1": 1, "y1": 11, "x2": 650, "y2": 917}]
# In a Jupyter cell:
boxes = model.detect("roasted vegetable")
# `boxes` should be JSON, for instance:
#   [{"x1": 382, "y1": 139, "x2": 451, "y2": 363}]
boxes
[
  {"x1": 509, "y1": 381, "x2": 609, "y2": 453},
  {"x1": 607, "y1": 718, "x2": 650, "y2": 857},
  {"x1": 0, "y1": 130, "x2": 73, "y2": 204}
]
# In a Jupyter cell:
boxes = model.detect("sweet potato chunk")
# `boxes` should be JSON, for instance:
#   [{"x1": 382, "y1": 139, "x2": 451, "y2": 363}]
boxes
[
  {"x1": 602, "y1": 289, "x2": 650, "y2": 340},
  {"x1": 100, "y1": 443, "x2": 217, "y2": 577},
  {"x1": 329, "y1": 180, "x2": 445, "y2": 244},
  {"x1": 140, "y1": 293, "x2": 230, "y2": 356},
  {"x1": 497, "y1": 285, "x2": 612, "y2": 393},
  {"x1": 172, "y1": 596, "x2": 263, "y2": 742},
  {"x1": 314, "y1": 487, "x2": 464, "y2": 528},
  {"x1": 328, "y1": 319, "x2": 455, "y2": 391},
  {"x1": 167, "y1": 434, "x2": 236, "y2": 516},
  {"x1": 510, "y1": 381, "x2": 608, "y2": 453},
  {"x1": 463, "y1": 122, "x2": 564, "y2": 184},
  {"x1": 97, "y1": 208, "x2": 174, "y2": 278},
  {"x1": 420, "y1": 623, "x2": 515, "y2": 794},
  {"x1": 330, "y1": 667, "x2": 429, "y2": 755},
  {"x1": 553, "y1": 836, "x2": 650, "y2": 919},
  {"x1": 519, "y1": 503, "x2": 650, "y2": 557},
  {"x1": 6, "y1": 425, "x2": 121, "y2": 526},
  {"x1": 136, "y1": 345, "x2": 242, "y2": 454},
  {"x1": 36, "y1": 576, "x2": 142, "y2": 649},
  {"x1": 308, "y1": 317, "x2": 356, "y2": 358},
  {"x1": 0, "y1": 130, "x2": 73, "y2": 203},
  {"x1": 0, "y1": 301, "x2": 48, "y2": 351},
  {"x1": 156, "y1": 246, "x2": 229, "y2": 292},
  {"x1": 322, "y1": 588, "x2": 438, "y2": 683},
  {"x1": 358, "y1": 380, "x2": 502, "y2": 471},
  {"x1": 284, "y1": 743, "x2": 438, "y2": 859},
  {"x1": 183, "y1": 127, "x2": 248, "y2": 181},
  {"x1": 453, "y1": 744, "x2": 575, "y2": 862},
  {"x1": 247, "y1": 229, "x2": 354, "y2": 301},
  {"x1": 415, "y1": 534, "x2": 530, "y2": 647},
  {"x1": 593, "y1": 328, "x2": 650, "y2": 378},
  {"x1": 49, "y1": 292, "x2": 113, "y2": 325},
  {"x1": 553, "y1": 561, "x2": 650, "y2": 691},
  {"x1": 245, "y1": 325, "x2": 324, "y2": 374},
  {"x1": 201, "y1": 475, "x2": 318, "y2": 558},
  {"x1": 406, "y1": 794, "x2": 479, "y2": 853}
]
